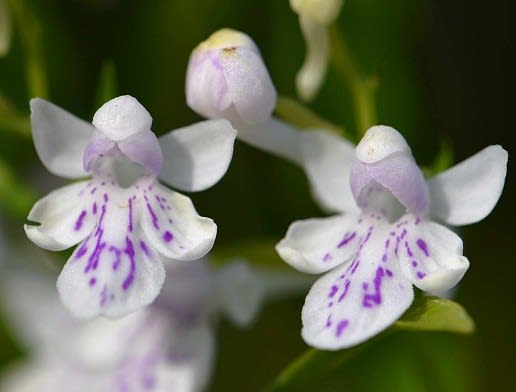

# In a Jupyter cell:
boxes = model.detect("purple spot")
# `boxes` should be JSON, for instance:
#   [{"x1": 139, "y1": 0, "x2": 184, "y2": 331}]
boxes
[
  {"x1": 75, "y1": 244, "x2": 88, "y2": 260},
  {"x1": 338, "y1": 232, "x2": 356, "y2": 248},
  {"x1": 163, "y1": 231, "x2": 173, "y2": 243},
  {"x1": 405, "y1": 241, "x2": 414, "y2": 258},
  {"x1": 362, "y1": 267, "x2": 385, "y2": 308},
  {"x1": 338, "y1": 280, "x2": 351, "y2": 302},
  {"x1": 144, "y1": 195, "x2": 159, "y2": 230},
  {"x1": 90, "y1": 187, "x2": 97, "y2": 195},
  {"x1": 412, "y1": 260, "x2": 418, "y2": 267},
  {"x1": 110, "y1": 246, "x2": 122, "y2": 270},
  {"x1": 416, "y1": 239, "x2": 430, "y2": 257},
  {"x1": 89, "y1": 277, "x2": 97, "y2": 286},
  {"x1": 128, "y1": 197, "x2": 134, "y2": 232},
  {"x1": 382, "y1": 253, "x2": 388, "y2": 262},
  {"x1": 415, "y1": 217, "x2": 421, "y2": 225},
  {"x1": 323, "y1": 253, "x2": 332, "y2": 262},
  {"x1": 122, "y1": 237, "x2": 136, "y2": 290},
  {"x1": 92, "y1": 202, "x2": 97, "y2": 215},
  {"x1": 328, "y1": 285, "x2": 338, "y2": 298},
  {"x1": 326, "y1": 315, "x2": 333, "y2": 328},
  {"x1": 103, "y1": 193, "x2": 109, "y2": 202},
  {"x1": 417, "y1": 271, "x2": 426, "y2": 279},
  {"x1": 386, "y1": 269, "x2": 393, "y2": 277},
  {"x1": 140, "y1": 240, "x2": 150, "y2": 256},
  {"x1": 74, "y1": 210, "x2": 87, "y2": 231},
  {"x1": 336, "y1": 320, "x2": 349, "y2": 337}
]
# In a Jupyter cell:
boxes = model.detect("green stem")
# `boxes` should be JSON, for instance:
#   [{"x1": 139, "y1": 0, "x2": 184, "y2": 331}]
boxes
[
  {"x1": 329, "y1": 24, "x2": 377, "y2": 138},
  {"x1": 275, "y1": 96, "x2": 350, "y2": 138},
  {"x1": 5, "y1": 0, "x2": 48, "y2": 98}
]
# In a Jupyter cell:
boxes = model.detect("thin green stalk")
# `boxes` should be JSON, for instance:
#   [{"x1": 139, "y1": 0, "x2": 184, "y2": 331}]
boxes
[
  {"x1": 275, "y1": 96, "x2": 350, "y2": 138},
  {"x1": 329, "y1": 24, "x2": 377, "y2": 138},
  {"x1": 5, "y1": 0, "x2": 48, "y2": 98}
]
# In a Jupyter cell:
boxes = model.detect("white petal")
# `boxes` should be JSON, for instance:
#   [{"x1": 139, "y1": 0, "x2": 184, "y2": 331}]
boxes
[
  {"x1": 276, "y1": 214, "x2": 368, "y2": 274},
  {"x1": 215, "y1": 261, "x2": 266, "y2": 327},
  {"x1": 220, "y1": 47, "x2": 277, "y2": 124},
  {"x1": 140, "y1": 183, "x2": 217, "y2": 262},
  {"x1": 300, "y1": 130, "x2": 359, "y2": 213},
  {"x1": 159, "y1": 119, "x2": 237, "y2": 192},
  {"x1": 236, "y1": 117, "x2": 303, "y2": 165},
  {"x1": 296, "y1": 15, "x2": 329, "y2": 101},
  {"x1": 0, "y1": 359, "x2": 110, "y2": 392},
  {"x1": 57, "y1": 185, "x2": 166, "y2": 319},
  {"x1": 355, "y1": 125, "x2": 412, "y2": 164},
  {"x1": 30, "y1": 98, "x2": 93, "y2": 178},
  {"x1": 427, "y1": 145, "x2": 508, "y2": 226},
  {"x1": 92, "y1": 95, "x2": 152, "y2": 141},
  {"x1": 0, "y1": 268, "x2": 70, "y2": 352},
  {"x1": 25, "y1": 181, "x2": 98, "y2": 251},
  {"x1": 156, "y1": 324, "x2": 215, "y2": 392},
  {"x1": 302, "y1": 225, "x2": 414, "y2": 350},
  {"x1": 395, "y1": 215, "x2": 470, "y2": 292},
  {"x1": 114, "y1": 322, "x2": 215, "y2": 392}
]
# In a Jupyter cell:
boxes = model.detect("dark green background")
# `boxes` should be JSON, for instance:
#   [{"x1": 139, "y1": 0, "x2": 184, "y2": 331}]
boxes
[{"x1": 0, "y1": 0, "x2": 514, "y2": 391}]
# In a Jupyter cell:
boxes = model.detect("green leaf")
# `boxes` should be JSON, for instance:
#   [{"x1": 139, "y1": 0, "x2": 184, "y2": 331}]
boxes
[{"x1": 395, "y1": 296, "x2": 475, "y2": 334}]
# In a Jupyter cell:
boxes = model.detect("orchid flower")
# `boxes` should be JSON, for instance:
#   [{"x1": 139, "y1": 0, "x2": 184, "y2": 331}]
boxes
[
  {"x1": 289, "y1": 0, "x2": 343, "y2": 101},
  {"x1": 276, "y1": 125, "x2": 507, "y2": 350},
  {"x1": 24, "y1": 95, "x2": 237, "y2": 319},
  {"x1": 0, "y1": 259, "x2": 310, "y2": 392},
  {"x1": 186, "y1": 28, "x2": 303, "y2": 165}
]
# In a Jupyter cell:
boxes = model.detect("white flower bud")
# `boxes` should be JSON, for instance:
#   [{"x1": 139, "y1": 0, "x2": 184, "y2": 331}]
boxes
[{"x1": 186, "y1": 28, "x2": 277, "y2": 125}]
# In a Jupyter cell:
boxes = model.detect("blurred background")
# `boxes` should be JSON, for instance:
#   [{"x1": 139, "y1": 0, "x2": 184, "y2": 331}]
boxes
[{"x1": 0, "y1": 0, "x2": 514, "y2": 391}]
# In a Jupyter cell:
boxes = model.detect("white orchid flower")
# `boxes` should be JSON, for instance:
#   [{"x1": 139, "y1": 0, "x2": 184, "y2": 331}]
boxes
[
  {"x1": 277, "y1": 125, "x2": 507, "y2": 350},
  {"x1": 0, "y1": 260, "x2": 311, "y2": 392},
  {"x1": 289, "y1": 0, "x2": 344, "y2": 101},
  {"x1": 24, "y1": 95, "x2": 237, "y2": 319},
  {"x1": 186, "y1": 28, "x2": 303, "y2": 165}
]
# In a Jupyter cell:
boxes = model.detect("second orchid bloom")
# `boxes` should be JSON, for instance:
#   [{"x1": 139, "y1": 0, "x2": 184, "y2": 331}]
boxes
[
  {"x1": 25, "y1": 95, "x2": 237, "y2": 319},
  {"x1": 277, "y1": 126, "x2": 507, "y2": 350}
]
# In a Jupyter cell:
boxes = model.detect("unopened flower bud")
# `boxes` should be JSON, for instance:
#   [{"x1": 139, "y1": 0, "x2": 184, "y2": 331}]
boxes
[{"x1": 186, "y1": 28, "x2": 277, "y2": 125}]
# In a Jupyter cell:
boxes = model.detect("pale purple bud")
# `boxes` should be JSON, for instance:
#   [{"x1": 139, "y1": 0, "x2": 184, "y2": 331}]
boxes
[{"x1": 186, "y1": 28, "x2": 277, "y2": 125}]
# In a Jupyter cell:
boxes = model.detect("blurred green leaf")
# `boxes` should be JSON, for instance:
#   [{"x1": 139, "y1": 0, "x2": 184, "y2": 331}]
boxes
[
  {"x1": 0, "y1": 157, "x2": 36, "y2": 217},
  {"x1": 211, "y1": 239, "x2": 290, "y2": 269},
  {"x1": 0, "y1": 0, "x2": 11, "y2": 57},
  {"x1": 395, "y1": 296, "x2": 475, "y2": 334},
  {"x1": 93, "y1": 61, "x2": 118, "y2": 112}
]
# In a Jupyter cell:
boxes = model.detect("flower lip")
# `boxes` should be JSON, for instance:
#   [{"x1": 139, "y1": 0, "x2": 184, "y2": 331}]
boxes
[
  {"x1": 355, "y1": 125, "x2": 412, "y2": 164},
  {"x1": 92, "y1": 95, "x2": 152, "y2": 141}
]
